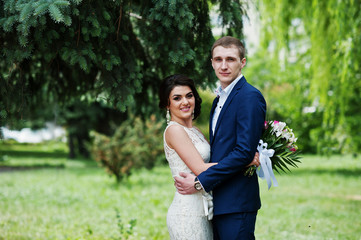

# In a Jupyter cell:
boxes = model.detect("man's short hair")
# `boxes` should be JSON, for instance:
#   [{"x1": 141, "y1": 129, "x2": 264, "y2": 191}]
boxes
[{"x1": 211, "y1": 36, "x2": 246, "y2": 59}]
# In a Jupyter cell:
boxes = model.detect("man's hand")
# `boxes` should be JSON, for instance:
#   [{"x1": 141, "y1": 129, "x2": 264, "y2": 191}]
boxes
[
  {"x1": 174, "y1": 172, "x2": 198, "y2": 195},
  {"x1": 246, "y1": 152, "x2": 260, "y2": 167}
]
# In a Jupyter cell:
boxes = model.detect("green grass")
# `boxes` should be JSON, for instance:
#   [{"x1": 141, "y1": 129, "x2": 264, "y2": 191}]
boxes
[
  {"x1": 257, "y1": 154, "x2": 361, "y2": 240},
  {"x1": 0, "y1": 142, "x2": 361, "y2": 239},
  {"x1": 0, "y1": 141, "x2": 68, "y2": 168}
]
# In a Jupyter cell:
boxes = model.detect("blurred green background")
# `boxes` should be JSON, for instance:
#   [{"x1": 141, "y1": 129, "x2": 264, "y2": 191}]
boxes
[
  {"x1": 1, "y1": 0, "x2": 361, "y2": 239},
  {"x1": 1, "y1": 142, "x2": 360, "y2": 239}
]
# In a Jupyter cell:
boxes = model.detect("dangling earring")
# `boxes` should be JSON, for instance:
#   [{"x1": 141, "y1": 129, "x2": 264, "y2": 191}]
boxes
[
  {"x1": 166, "y1": 109, "x2": 170, "y2": 124},
  {"x1": 192, "y1": 110, "x2": 195, "y2": 120}
]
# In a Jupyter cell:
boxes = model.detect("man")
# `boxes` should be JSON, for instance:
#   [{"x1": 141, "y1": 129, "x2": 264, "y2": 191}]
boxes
[{"x1": 174, "y1": 36, "x2": 266, "y2": 239}]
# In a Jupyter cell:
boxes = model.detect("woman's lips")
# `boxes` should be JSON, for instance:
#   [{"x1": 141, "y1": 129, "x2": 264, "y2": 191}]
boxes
[{"x1": 181, "y1": 107, "x2": 190, "y2": 112}]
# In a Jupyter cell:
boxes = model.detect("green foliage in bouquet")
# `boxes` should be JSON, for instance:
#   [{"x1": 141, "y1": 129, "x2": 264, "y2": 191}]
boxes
[
  {"x1": 262, "y1": 120, "x2": 301, "y2": 174},
  {"x1": 90, "y1": 115, "x2": 164, "y2": 183},
  {"x1": 245, "y1": 120, "x2": 302, "y2": 178}
]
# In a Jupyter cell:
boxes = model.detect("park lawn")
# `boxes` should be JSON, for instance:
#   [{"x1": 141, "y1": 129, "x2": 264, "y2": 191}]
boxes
[
  {"x1": 0, "y1": 142, "x2": 361, "y2": 239},
  {"x1": 0, "y1": 140, "x2": 68, "y2": 168},
  {"x1": 257, "y1": 154, "x2": 361, "y2": 240}
]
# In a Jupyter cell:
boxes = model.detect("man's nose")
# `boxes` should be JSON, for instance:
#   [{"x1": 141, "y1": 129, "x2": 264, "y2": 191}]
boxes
[{"x1": 221, "y1": 60, "x2": 228, "y2": 69}]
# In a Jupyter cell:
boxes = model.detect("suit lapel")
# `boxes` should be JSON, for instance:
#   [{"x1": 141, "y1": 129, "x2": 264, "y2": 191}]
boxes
[
  {"x1": 209, "y1": 97, "x2": 219, "y2": 144},
  {"x1": 212, "y1": 77, "x2": 247, "y2": 141}
]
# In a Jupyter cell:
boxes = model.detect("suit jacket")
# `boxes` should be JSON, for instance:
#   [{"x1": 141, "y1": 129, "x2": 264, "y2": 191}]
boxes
[{"x1": 197, "y1": 76, "x2": 266, "y2": 215}]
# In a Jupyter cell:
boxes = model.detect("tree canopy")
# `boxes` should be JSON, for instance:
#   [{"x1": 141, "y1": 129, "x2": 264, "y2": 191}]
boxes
[
  {"x1": 3, "y1": 0, "x2": 360, "y2": 154},
  {"x1": 247, "y1": 0, "x2": 361, "y2": 154},
  {"x1": 0, "y1": 0, "x2": 246, "y2": 127}
]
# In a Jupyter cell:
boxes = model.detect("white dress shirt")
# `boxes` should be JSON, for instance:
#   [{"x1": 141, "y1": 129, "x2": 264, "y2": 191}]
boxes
[{"x1": 212, "y1": 74, "x2": 243, "y2": 134}]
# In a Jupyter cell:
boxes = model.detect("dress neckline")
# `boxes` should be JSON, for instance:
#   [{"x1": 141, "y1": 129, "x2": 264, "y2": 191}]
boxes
[{"x1": 169, "y1": 121, "x2": 194, "y2": 129}]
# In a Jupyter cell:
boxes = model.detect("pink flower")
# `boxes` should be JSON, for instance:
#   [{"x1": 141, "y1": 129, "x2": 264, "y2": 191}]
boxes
[{"x1": 290, "y1": 147, "x2": 297, "y2": 152}]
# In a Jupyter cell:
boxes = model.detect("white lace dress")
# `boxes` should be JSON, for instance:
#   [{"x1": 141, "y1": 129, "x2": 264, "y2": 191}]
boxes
[{"x1": 164, "y1": 121, "x2": 213, "y2": 240}]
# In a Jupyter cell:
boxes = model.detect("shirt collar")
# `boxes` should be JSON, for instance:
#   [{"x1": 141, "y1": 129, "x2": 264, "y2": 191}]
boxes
[{"x1": 214, "y1": 74, "x2": 243, "y2": 98}]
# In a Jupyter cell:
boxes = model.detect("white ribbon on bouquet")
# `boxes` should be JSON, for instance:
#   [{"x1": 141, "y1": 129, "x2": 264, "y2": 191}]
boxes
[
  {"x1": 256, "y1": 140, "x2": 278, "y2": 189},
  {"x1": 201, "y1": 192, "x2": 213, "y2": 220}
]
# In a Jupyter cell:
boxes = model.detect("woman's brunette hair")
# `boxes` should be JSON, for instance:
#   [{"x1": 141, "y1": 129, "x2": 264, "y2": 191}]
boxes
[{"x1": 158, "y1": 74, "x2": 202, "y2": 120}]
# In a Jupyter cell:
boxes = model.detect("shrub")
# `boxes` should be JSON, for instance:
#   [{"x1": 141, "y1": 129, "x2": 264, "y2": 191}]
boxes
[{"x1": 90, "y1": 115, "x2": 164, "y2": 182}]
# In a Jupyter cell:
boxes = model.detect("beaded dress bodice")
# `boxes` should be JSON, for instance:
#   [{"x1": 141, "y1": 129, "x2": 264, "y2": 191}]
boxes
[
  {"x1": 164, "y1": 121, "x2": 211, "y2": 177},
  {"x1": 163, "y1": 121, "x2": 213, "y2": 240}
]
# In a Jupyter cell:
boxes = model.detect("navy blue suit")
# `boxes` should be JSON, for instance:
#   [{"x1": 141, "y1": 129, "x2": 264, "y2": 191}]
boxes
[{"x1": 197, "y1": 76, "x2": 266, "y2": 239}]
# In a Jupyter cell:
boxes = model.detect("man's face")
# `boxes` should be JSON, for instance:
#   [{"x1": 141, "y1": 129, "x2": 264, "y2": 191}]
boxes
[{"x1": 211, "y1": 45, "x2": 246, "y2": 89}]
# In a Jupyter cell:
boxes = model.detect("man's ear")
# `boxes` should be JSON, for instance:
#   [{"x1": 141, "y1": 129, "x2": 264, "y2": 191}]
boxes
[
  {"x1": 211, "y1": 58, "x2": 216, "y2": 70},
  {"x1": 241, "y1": 58, "x2": 246, "y2": 68}
]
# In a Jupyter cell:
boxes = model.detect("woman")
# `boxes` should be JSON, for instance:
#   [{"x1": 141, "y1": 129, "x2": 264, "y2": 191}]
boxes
[{"x1": 158, "y1": 74, "x2": 259, "y2": 239}]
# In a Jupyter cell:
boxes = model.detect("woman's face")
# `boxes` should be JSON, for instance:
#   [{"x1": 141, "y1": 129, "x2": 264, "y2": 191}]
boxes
[{"x1": 168, "y1": 85, "x2": 195, "y2": 123}]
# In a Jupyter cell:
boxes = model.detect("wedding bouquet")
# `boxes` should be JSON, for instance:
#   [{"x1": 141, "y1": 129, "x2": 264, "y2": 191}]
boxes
[{"x1": 245, "y1": 120, "x2": 301, "y2": 189}]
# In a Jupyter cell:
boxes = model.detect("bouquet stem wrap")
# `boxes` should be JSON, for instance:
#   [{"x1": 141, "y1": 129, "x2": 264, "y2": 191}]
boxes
[{"x1": 256, "y1": 140, "x2": 278, "y2": 189}]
